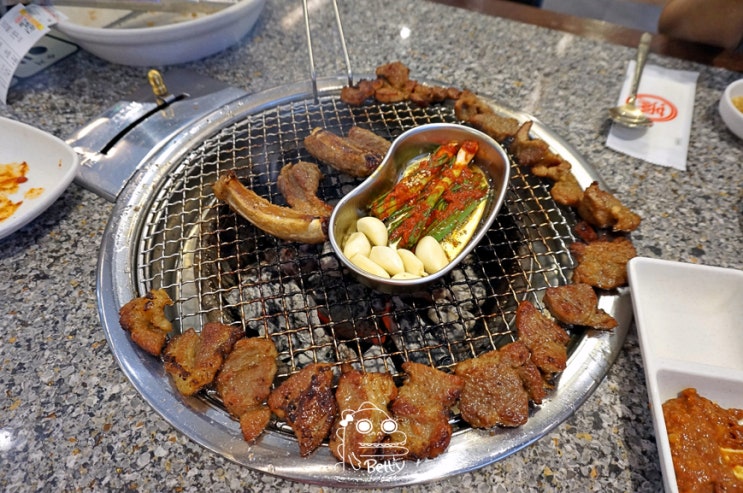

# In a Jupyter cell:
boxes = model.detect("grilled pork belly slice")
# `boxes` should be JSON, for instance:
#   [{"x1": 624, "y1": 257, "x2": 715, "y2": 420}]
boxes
[
  {"x1": 213, "y1": 170, "x2": 328, "y2": 244},
  {"x1": 304, "y1": 127, "x2": 386, "y2": 178},
  {"x1": 543, "y1": 283, "x2": 618, "y2": 330},
  {"x1": 216, "y1": 337, "x2": 278, "y2": 443},
  {"x1": 162, "y1": 322, "x2": 243, "y2": 396},
  {"x1": 277, "y1": 161, "x2": 333, "y2": 217},
  {"x1": 456, "y1": 342, "x2": 548, "y2": 428},
  {"x1": 329, "y1": 368, "x2": 398, "y2": 469},
  {"x1": 119, "y1": 289, "x2": 173, "y2": 357},
  {"x1": 347, "y1": 126, "x2": 391, "y2": 156},
  {"x1": 387, "y1": 361, "x2": 463, "y2": 460},
  {"x1": 267, "y1": 363, "x2": 338, "y2": 457},
  {"x1": 515, "y1": 300, "x2": 571, "y2": 378},
  {"x1": 454, "y1": 90, "x2": 520, "y2": 142},
  {"x1": 531, "y1": 158, "x2": 584, "y2": 207},
  {"x1": 509, "y1": 121, "x2": 562, "y2": 168},
  {"x1": 570, "y1": 236, "x2": 637, "y2": 290},
  {"x1": 576, "y1": 181, "x2": 642, "y2": 233}
]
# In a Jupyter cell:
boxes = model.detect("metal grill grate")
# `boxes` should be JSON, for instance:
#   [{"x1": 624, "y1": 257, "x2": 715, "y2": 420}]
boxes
[
  {"x1": 95, "y1": 79, "x2": 630, "y2": 484},
  {"x1": 135, "y1": 95, "x2": 579, "y2": 400}
]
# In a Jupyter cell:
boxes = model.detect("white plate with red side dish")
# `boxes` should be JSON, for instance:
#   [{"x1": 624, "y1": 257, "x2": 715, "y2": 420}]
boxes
[
  {"x1": 0, "y1": 117, "x2": 79, "y2": 240},
  {"x1": 628, "y1": 257, "x2": 743, "y2": 493}
]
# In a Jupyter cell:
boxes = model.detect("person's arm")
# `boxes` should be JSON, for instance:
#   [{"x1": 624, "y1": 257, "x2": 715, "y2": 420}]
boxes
[{"x1": 658, "y1": 0, "x2": 743, "y2": 49}]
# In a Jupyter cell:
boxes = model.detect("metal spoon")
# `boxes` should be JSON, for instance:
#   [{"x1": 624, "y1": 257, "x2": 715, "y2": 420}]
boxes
[{"x1": 609, "y1": 32, "x2": 653, "y2": 128}]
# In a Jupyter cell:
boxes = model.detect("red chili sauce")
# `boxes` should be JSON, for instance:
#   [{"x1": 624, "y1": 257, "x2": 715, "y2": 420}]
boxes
[{"x1": 662, "y1": 388, "x2": 743, "y2": 492}]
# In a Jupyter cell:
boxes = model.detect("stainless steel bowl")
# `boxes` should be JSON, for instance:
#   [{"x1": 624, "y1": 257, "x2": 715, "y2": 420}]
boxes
[{"x1": 329, "y1": 123, "x2": 511, "y2": 293}]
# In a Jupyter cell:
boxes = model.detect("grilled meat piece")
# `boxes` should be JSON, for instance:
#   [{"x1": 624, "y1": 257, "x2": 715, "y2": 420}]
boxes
[
  {"x1": 387, "y1": 361, "x2": 463, "y2": 460},
  {"x1": 213, "y1": 170, "x2": 328, "y2": 244},
  {"x1": 549, "y1": 171, "x2": 584, "y2": 207},
  {"x1": 341, "y1": 61, "x2": 460, "y2": 107},
  {"x1": 216, "y1": 337, "x2": 278, "y2": 443},
  {"x1": 376, "y1": 61, "x2": 411, "y2": 90},
  {"x1": 574, "y1": 220, "x2": 600, "y2": 243},
  {"x1": 330, "y1": 368, "x2": 398, "y2": 469},
  {"x1": 516, "y1": 301, "x2": 571, "y2": 378},
  {"x1": 347, "y1": 126, "x2": 392, "y2": 156},
  {"x1": 516, "y1": 346, "x2": 552, "y2": 405},
  {"x1": 454, "y1": 90, "x2": 495, "y2": 121},
  {"x1": 276, "y1": 161, "x2": 333, "y2": 217},
  {"x1": 530, "y1": 156, "x2": 572, "y2": 181},
  {"x1": 454, "y1": 90, "x2": 520, "y2": 142},
  {"x1": 468, "y1": 112, "x2": 522, "y2": 143},
  {"x1": 267, "y1": 363, "x2": 338, "y2": 457},
  {"x1": 571, "y1": 236, "x2": 637, "y2": 290},
  {"x1": 163, "y1": 322, "x2": 243, "y2": 396},
  {"x1": 543, "y1": 283, "x2": 618, "y2": 330},
  {"x1": 340, "y1": 79, "x2": 376, "y2": 106},
  {"x1": 304, "y1": 127, "x2": 385, "y2": 178},
  {"x1": 576, "y1": 182, "x2": 641, "y2": 233},
  {"x1": 530, "y1": 153, "x2": 585, "y2": 207},
  {"x1": 372, "y1": 61, "x2": 416, "y2": 103},
  {"x1": 239, "y1": 407, "x2": 273, "y2": 444},
  {"x1": 119, "y1": 289, "x2": 173, "y2": 357},
  {"x1": 511, "y1": 123, "x2": 585, "y2": 207},
  {"x1": 509, "y1": 121, "x2": 561, "y2": 168},
  {"x1": 456, "y1": 342, "x2": 547, "y2": 428},
  {"x1": 410, "y1": 83, "x2": 462, "y2": 107}
]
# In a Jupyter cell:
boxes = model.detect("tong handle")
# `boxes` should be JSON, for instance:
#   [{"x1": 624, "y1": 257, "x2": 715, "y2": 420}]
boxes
[{"x1": 302, "y1": 0, "x2": 353, "y2": 101}]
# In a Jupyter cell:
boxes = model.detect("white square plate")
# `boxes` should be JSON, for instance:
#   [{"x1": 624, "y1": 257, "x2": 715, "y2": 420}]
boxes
[
  {"x1": 628, "y1": 257, "x2": 743, "y2": 493},
  {"x1": 0, "y1": 117, "x2": 79, "y2": 240}
]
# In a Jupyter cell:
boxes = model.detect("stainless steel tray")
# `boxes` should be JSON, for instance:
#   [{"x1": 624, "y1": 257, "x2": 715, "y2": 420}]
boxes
[{"x1": 95, "y1": 75, "x2": 631, "y2": 487}]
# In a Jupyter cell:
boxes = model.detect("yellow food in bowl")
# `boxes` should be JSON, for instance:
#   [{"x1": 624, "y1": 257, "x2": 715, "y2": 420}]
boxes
[{"x1": 732, "y1": 96, "x2": 743, "y2": 113}]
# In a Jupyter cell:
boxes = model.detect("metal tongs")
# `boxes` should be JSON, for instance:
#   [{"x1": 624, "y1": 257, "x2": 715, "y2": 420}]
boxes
[
  {"x1": 302, "y1": 0, "x2": 352, "y2": 101},
  {"x1": 1, "y1": 0, "x2": 235, "y2": 15}
]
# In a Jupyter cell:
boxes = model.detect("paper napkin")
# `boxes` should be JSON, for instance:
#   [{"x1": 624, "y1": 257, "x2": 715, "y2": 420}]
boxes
[{"x1": 606, "y1": 62, "x2": 699, "y2": 171}]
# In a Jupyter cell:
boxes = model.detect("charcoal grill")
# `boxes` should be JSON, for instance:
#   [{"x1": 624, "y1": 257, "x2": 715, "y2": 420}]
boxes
[
  {"x1": 76, "y1": 70, "x2": 632, "y2": 486},
  {"x1": 71, "y1": 2, "x2": 628, "y2": 484}
]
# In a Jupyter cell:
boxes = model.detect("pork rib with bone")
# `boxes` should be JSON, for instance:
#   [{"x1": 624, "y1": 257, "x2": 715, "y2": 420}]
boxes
[{"x1": 213, "y1": 167, "x2": 330, "y2": 244}]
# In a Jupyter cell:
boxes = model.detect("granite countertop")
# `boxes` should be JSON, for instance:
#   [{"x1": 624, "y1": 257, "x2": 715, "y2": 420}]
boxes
[{"x1": 1, "y1": 0, "x2": 742, "y2": 491}]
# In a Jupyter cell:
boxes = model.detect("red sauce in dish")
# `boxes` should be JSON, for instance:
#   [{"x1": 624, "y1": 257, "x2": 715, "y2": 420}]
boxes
[{"x1": 662, "y1": 388, "x2": 743, "y2": 492}]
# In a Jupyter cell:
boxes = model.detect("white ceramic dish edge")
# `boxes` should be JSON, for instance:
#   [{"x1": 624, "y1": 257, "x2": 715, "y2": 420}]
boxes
[
  {"x1": 628, "y1": 257, "x2": 743, "y2": 493},
  {"x1": 0, "y1": 117, "x2": 80, "y2": 240},
  {"x1": 719, "y1": 79, "x2": 743, "y2": 140}
]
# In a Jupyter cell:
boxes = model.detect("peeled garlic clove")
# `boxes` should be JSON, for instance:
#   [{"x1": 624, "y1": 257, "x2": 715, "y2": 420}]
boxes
[
  {"x1": 349, "y1": 253, "x2": 390, "y2": 278},
  {"x1": 415, "y1": 236, "x2": 449, "y2": 274},
  {"x1": 369, "y1": 245, "x2": 405, "y2": 276},
  {"x1": 392, "y1": 271, "x2": 421, "y2": 279},
  {"x1": 357, "y1": 216, "x2": 388, "y2": 246},
  {"x1": 343, "y1": 231, "x2": 371, "y2": 259},
  {"x1": 397, "y1": 248, "x2": 425, "y2": 277}
]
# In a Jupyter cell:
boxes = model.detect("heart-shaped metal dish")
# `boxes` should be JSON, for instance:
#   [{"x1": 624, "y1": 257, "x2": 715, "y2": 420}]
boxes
[{"x1": 329, "y1": 123, "x2": 511, "y2": 293}]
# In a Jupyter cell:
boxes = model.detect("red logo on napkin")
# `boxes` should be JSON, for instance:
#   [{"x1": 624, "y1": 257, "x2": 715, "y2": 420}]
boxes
[{"x1": 634, "y1": 94, "x2": 678, "y2": 123}]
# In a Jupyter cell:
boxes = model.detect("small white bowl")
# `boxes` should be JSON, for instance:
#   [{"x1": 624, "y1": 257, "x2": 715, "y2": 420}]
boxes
[
  {"x1": 54, "y1": 0, "x2": 266, "y2": 66},
  {"x1": 628, "y1": 257, "x2": 743, "y2": 493},
  {"x1": 719, "y1": 79, "x2": 743, "y2": 139}
]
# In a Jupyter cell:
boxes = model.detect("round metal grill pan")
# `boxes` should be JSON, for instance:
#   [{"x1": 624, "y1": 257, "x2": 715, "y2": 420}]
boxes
[{"x1": 96, "y1": 76, "x2": 632, "y2": 487}]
